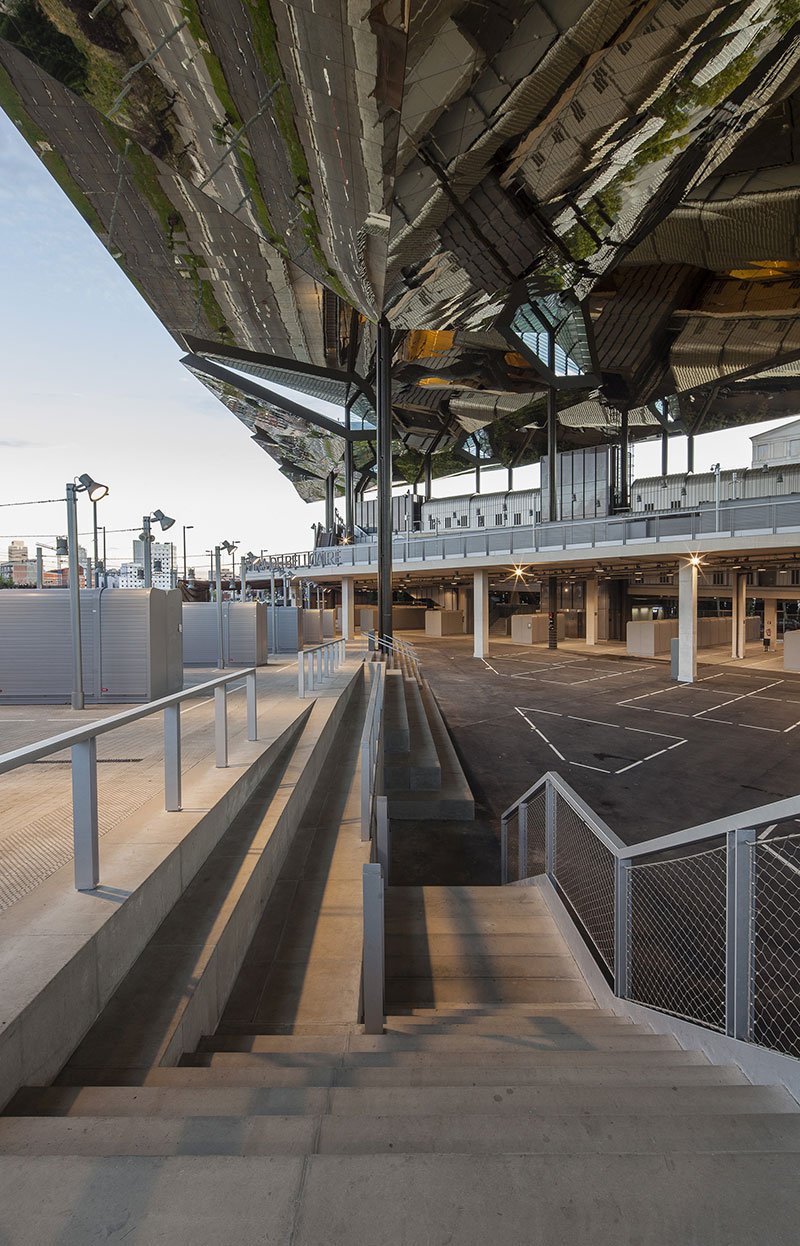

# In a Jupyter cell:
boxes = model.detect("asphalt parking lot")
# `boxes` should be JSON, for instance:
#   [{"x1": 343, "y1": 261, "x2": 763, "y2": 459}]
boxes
[{"x1": 407, "y1": 634, "x2": 800, "y2": 848}]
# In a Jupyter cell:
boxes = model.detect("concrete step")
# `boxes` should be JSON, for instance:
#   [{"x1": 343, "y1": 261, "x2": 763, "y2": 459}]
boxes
[
  {"x1": 383, "y1": 913, "x2": 561, "y2": 936},
  {"x1": 9, "y1": 1079, "x2": 790, "y2": 1122},
  {"x1": 384, "y1": 680, "x2": 441, "y2": 790},
  {"x1": 211, "y1": 1014, "x2": 638, "y2": 1037},
  {"x1": 384, "y1": 933, "x2": 569, "y2": 956},
  {"x1": 2, "y1": 1153, "x2": 800, "y2": 1243},
  {"x1": 385, "y1": 886, "x2": 545, "y2": 906},
  {"x1": 5, "y1": 1110, "x2": 800, "y2": 1160},
  {"x1": 386, "y1": 1003, "x2": 611, "y2": 1016},
  {"x1": 387, "y1": 683, "x2": 474, "y2": 821},
  {"x1": 199, "y1": 1032, "x2": 685, "y2": 1055},
  {"x1": 385, "y1": 976, "x2": 594, "y2": 1005},
  {"x1": 25, "y1": 1052, "x2": 723, "y2": 1090},
  {"x1": 383, "y1": 669, "x2": 410, "y2": 754},
  {"x1": 385, "y1": 953, "x2": 583, "y2": 979}
]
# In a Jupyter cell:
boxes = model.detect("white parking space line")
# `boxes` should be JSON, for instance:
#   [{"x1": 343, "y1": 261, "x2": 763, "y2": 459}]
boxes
[
  {"x1": 571, "y1": 762, "x2": 612, "y2": 774},
  {"x1": 692, "y1": 680, "x2": 784, "y2": 719},
  {"x1": 783, "y1": 718, "x2": 800, "y2": 734},
  {"x1": 513, "y1": 705, "x2": 687, "y2": 777},
  {"x1": 514, "y1": 707, "x2": 565, "y2": 761},
  {"x1": 615, "y1": 740, "x2": 687, "y2": 775}
]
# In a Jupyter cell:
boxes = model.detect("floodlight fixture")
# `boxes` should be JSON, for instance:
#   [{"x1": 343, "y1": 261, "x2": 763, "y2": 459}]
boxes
[
  {"x1": 152, "y1": 509, "x2": 175, "y2": 531},
  {"x1": 76, "y1": 473, "x2": 109, "y2": 503}
]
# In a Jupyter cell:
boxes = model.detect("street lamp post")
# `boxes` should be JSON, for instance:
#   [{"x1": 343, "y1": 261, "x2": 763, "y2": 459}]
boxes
[
  {"x1": 67, "y1": 473, "x2": 109, "y2": 710},
  {"x1": 214, "y1": 545, "x2": 225, "y2": 669},
  {"x1": 183, "y1": 524, "x2": 194, "y2": 580},
  {"x1": 141, "y1": 509, "x2": 175, "y2": 588}
]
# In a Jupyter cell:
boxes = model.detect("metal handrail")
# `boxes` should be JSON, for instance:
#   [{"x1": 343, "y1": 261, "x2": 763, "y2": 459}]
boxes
[
  {"x1": 367, "y1": 631, "x2": 421, "y2": 681},
  {"x1": 502, "y1": 772, "x2": 800, "y2": 863},
  {"x1": 502, "y1": 768, "x2": 800, "y2": 1055},
  {"x1": 360, "y1": 662, "x2": 386, "y2": 842},
  {"x1": 0, "y1": 668, "x2": 259, "y2": 892},
  {"x1": 297, "y1": 638, "x2": 347, "y2": 697}
]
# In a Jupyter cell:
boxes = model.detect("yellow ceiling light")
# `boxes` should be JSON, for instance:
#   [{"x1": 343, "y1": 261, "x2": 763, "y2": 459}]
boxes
[
  {"x1": 727, "y1": 260, "x2": 800, "y2": 280},
  {"x1": 403, "y1": 330, "x2": 455, "y2": 360}
]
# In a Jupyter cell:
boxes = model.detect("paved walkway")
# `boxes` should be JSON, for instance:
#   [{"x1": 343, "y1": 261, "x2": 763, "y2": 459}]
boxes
[{"x1": 0, "y1": 661, "x2": 298, "y2": 912}]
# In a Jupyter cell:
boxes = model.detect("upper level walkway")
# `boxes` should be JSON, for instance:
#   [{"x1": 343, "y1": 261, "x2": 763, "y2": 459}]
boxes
[{"x1": 296, "y1": 493, "x2": 800, "y2": 579}]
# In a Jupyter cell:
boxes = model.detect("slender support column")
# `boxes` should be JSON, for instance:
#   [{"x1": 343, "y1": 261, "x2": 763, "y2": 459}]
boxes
[
  {"x1": 473, "y1": 567, "x2": 489, "y2": 659},
  {"x1": 614, "y1": 857, "x2": 632, "y2": 998},
  {"x1": 547, "y1": 389, "x2": 558, "y2": 522},
  {"x1": 687, "y1": 433, "x2": 695, "y2": 474},
  {"x1": 36, "y1": 545, "x2": 43, "y2": 589},
  {"x1": 763, "y1": 599, "x2": 777, "y2": 650},
  {"x1": 548, "y1": 576, "x2": 558, "y2": 650},
  {"x1": 507, "y1": 466, "x2": 513, "y2": 492},
  {"x1": 142, "y1": 515, "x2": 153, "y2": 588},
  {"x1": 732, "y1": 572, "x2": 748, "y2": 660},
  {"x1": 214, "y1": 546, "x2": 225, "y2": 670},
  {"x1": 344, "y1": 427, "x2": 354, "y2": 542},
  {"x1": 325, "y1": 471, "x2": 335, "y2": 531},
  {"x1": 619, "y1": 409, "x2": 630, "y2": 510},
  {"x1": 585, "y1": 576, "x2": 598, "y2": 646},
  {"x1": 424, "y1": 452, "x2": 432, "y2": 502},
  {"x1": 240, "y1": 556, "x2": 247, "y2": 602},
  {"x1": 661, "y1": 431, "x2": 669, "y2": 479},
  {"x1": 376, "y1": 317, "x2": 393, "y2": 647},
  {"x1": 66, "y1": 482, "x2": 84, "y2": 710},
  {"x1": 341, "y1": 576, "x2": 355, "y2": 641},
  {"x1": 475, "y1": 458, "x2": 481, "y2": 494},
  {"x1": 677, "y1": 560, "x2": 698, "y2": 684}
]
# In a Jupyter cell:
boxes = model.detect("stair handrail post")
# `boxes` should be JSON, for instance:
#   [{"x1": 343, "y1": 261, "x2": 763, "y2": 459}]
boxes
[
  {"x1": 297, "y1": 650, "x2": 305, "y2": 698},
  {"x1": 545, "y1": 778, "x2": 557, "y2": 881},
  {"x1": 500, "y1": 814, "x2": 509, "y2": 884},
  {"x1": 726, "y1": 827, "x2": 756, "y2": 1040},
  {"x1": 613, "y1": 856, "x2": 631, "y2": 998},
  {"x1": 518, "y1": 800, "x2": 529, "y2": 881},
  {"x1": 376, "y1": 794, "x2": 390, "y2": 880},
  {"x1": 362, "y1": 862, "x2": 385, "y2": 1034}
]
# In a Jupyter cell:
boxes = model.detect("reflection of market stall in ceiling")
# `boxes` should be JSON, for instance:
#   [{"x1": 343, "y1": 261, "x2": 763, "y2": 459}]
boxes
[{"x1": 1, "y1": 0, "x2": 800, "y2": 496}]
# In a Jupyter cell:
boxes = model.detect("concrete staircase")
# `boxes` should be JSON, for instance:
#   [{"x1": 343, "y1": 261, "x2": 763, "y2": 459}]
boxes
[
  {"x1": 384, "y1": 669, "x2": 474, "y2": 821},
  {"x1": 3, "y1": 883, "x2": 800, "y2": 1240}
]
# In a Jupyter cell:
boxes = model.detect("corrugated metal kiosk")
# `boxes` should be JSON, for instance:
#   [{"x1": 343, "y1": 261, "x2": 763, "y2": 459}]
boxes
[
  {"x1": 0, "y1": 588, "x2": 183, "y2": 703},
  {"x1": 183, "y1": 602, "x2": 269, "y2": 666}
]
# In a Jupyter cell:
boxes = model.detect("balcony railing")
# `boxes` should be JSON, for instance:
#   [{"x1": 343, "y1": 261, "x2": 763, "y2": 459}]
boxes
[{"x1": 305, "y1": 497, "x2": 800, "y2": 570}]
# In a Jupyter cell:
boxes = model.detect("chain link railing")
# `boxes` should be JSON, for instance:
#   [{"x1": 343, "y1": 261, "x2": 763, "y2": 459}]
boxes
[
  {"x1": 502, "y1": 773, "x2": 800, "y2": 1060},
  {"x1": 628, "y1": 845, "x2": 728, "y2": 1030},
  {"x1": 752, "y1": 833, "x2": 800, "y2": 1058}
]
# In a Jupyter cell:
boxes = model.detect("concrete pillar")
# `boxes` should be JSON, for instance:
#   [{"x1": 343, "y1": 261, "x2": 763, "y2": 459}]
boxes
[
  {"x1": 473, "y1": 568, "x2": 489, "y2": 659},
  {"x1": 677, "y1": 561, "x2": 698, "y2": 684},
  {"x1": 732, "y1": 573, "x2": 747, "y2": 659},
  {"x1": 585, "y1": 576, "x2": 598, "y2": 646},
  {"x1": 341, "y1": 577, "x2": 355, "y2": 641},
  {"x1": 764, "y1": 598, "x2": 777, "y2": 649}
]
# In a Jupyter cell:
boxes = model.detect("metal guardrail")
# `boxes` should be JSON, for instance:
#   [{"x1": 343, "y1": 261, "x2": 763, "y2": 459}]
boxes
[
  {"x1": 297, "y1": 638, "x2": 347, "y2": 698},
  {"x1": 0, "y1": 669, "x2": 259, "y2": 892},
  {"x1": 307, "y1": 496, "x2": 800, "y2": 568},
  {"x1": 362, "y1": 860, "x2": 385, "y2": 1034},
  {"x1": 360, "y1": 661, "x2": 386, "y2": 843},
  {"x1": 502, "y1": 772, "x2": 800, "y2": 1057},
  {"x1": 367, "y1": 631, "x2": 421, "y2": 682}
]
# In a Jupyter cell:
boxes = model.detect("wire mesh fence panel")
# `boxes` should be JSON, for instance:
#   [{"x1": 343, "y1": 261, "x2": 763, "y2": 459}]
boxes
[
  {"x1": 629, "y1": 845, "x2": 727, "y2": 1030},
  {"x1": 504, "y1": 807, "x2": 519, "y2": 884},
  {"x1": 525, "y1": 788, "x2": 547, "y2": 879},
  {"x1": 752, "y1": 835, "x2": 800, "y2": 1058},
  {"x1": 553, "y1": 792, "x2": 615, "y2": 971}
]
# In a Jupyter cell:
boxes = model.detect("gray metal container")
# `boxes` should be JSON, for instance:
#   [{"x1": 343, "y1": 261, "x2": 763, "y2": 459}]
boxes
[
  {"x1": 0, "y1": 588, "x2": 183, "y2": 703},
  {"x1": 182, "y1": 602, "x2": 269, "y2": 666}
]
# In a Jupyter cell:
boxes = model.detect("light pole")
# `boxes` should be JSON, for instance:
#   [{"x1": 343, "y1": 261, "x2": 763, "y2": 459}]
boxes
[
  {"x1": 141, "y1": 509, "x2": 175, "y2": 588},
  {"x1": 67, "y1": 473, "x2": 109, "y2": 710},
  {"x1": 182, "y1": 524, "x2": 194, "y2": 580},
  {"x1": 214, "y1": 545, "x2": 225, "y2": 669},
  {"x1": 221, "y1": 539, "x2": 239, "y2": 586}
]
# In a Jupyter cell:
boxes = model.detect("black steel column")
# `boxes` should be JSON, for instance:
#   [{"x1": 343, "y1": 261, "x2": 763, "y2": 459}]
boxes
[
  {"x1": 661, "y1": 430, "x2": 669, "y2": 478},
  {"x1": 507, "y1": 466, "x2": 513, "y2": 492},
  {"x1": 475, "y1": 458, "x2": 481, "y2": 494},
  {"x1": 424, "y1": 451, "x2": 432, "y2": 502},
  {"x1": 376, "y1": 318, "x2": 393, "y2": 647},
  {"x1": 686, "y1": 432, "x2": 695, "y2": 474},
  {"x1": 325, "y1": 471, "x2": 335, "y2": 532},
  {"x1": 620, "y1": 409, "x2": 630, "y2": 510},
  {"x1": 547, "y1": 330, "x2": 558, "y2": 522},
  {"x1": 548, "y1": 575, "x2": 558, "y2": 650}
]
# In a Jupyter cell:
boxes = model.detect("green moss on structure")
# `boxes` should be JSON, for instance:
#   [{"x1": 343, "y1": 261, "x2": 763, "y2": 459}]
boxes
[{"x1": 0, "y1": 63, "x2": 104, "y2": 234}]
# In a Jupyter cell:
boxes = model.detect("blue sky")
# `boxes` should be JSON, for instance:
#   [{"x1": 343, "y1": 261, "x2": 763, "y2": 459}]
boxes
[{"x1": 0, "y1": 111, "x2": 793, "y2": 569}]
